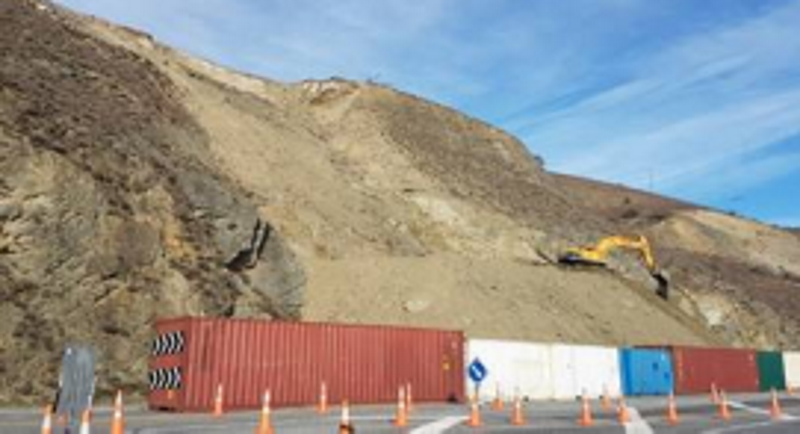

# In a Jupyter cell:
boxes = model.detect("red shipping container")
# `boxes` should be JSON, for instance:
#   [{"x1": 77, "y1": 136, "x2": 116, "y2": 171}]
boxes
[
  {"x1": 662, "y1": 346, "x2": 759, "y2": 394},
  {"x1": 148, "y1": 317, "x2": 465, "y2": 412}
]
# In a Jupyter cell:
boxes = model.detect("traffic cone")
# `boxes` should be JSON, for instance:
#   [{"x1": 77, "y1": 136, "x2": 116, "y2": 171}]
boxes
[
  {"x1": 617, "y1": 397, "x2": 631, "y2": 424},
  {"x1": 393, "y1": 386, "x2": 408, "y2": 427},
  {"x1": 665, "y1": 392, "x2": 680, "y2": 425},
  {"x1": 110, "y1": 390, "x2": 125, "y2": 434},
  {"x1": 406, "y1": 382, "x2": 413, "y2": 415},
  {"x1": 79, "y1": 407, "x2": 91, "y2": 434},
  {"x1": 213, "y1": 384, "x2": 224, "y2": 417},
  {"x1": 491, "y1": 383, "x2": 504, "y2": 411},
  {"x1": 710, "y1": 383, "x2": 720, "y2": 404},
  {"x1": 338, "y1": 400, "x2": 353, "y2": 434},
  {"x1": 41, "y1": 404, "x2": 53, "y2": 434},
  {"x1": 466, "y1": 394, "x2": 482, "y2": 427},
  {"x1": 788, "y1": 386, "x2": 795, "y2": 396},
  {"x1": 601, "y1": 385, "x2": 612, "y2": 412},
  {"x1": 255, "y1": 390, "x2": 273, "y2": 434},
  {"x1": 770, "y1": 388, "x2": 782, "y2": 420},
  {"x1": 577, "y1": 392, "x2": 594, "y2": 427},
  {"x1": 717, "y1": 391, "x2": 731, "y2": 421},
  {"x1": 317, "y1": 382, "x2": 328, "y2": 414},
  {"x1": 510, "y1": 395, "x2": 526, "y2": 426}
]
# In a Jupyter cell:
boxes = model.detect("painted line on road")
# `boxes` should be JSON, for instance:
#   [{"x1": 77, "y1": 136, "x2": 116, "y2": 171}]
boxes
[
  {"x1": 624, "y1": 407, "x2": 654, "y2": 434},
  {"x1": 728, "y1": 400, "x2": 797, "y2": 421},
  {"x1": 410, "y1": 416, "x2": 467, "y2": 434}
]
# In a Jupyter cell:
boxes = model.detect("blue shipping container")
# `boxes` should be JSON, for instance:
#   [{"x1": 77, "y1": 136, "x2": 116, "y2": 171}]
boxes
[{"x1": 620, "y1": 348, "x2": 674, "y2": 396}]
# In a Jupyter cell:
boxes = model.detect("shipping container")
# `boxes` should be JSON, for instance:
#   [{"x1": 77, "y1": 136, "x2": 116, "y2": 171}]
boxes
[
  {"x1": 466, "y1": 340, "x2": 552, "y2": 401},
  {"x1": 550, "y1": 344, "x2": 621, "y2": 400},
  {"x1": 657, "y1": 346, "x2": 759, "y2": 394},
  {"x1": 756, "y1": 351, "x2": 786, "y2": 391},
  {"x1": 148, "y1": 318, "x2": 465, "y2": 412},
  {"x1": 785, "y1": 352, "x2": 800, "y2": 390},
  {"x1": 619, "y1": 348, "x2": 674, "y2": 396}
]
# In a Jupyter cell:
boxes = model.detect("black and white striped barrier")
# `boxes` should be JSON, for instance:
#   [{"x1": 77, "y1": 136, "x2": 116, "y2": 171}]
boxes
[
  {"x1": 149, "y1": 367, "x2": 182, "y2": 390},
  {"x1": 151, "y1": 331, "x2": 185, "y2": 356}
]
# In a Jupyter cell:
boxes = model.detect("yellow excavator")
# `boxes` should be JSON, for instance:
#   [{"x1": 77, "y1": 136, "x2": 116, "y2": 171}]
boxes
[{"x1": 559, "y1": 235, "x2": 670, "y2": 299}]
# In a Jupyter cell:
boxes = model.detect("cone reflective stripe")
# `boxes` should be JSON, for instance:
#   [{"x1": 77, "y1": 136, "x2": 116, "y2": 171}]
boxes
[
  {"x1": 317, "y1": 382, "x2": 328, "y2": 414},
  {"x1": 577, "y1": 392, "x2": 594, "y2": 427},
  {"x1": 213, "y1": 384, "x2": 224, "y2": 417},
  {"x1": 665, "y1": 392, "x2": 679, "y2": 425},
  {"x1": 601, "y1": 385, "x2": 612, "y2": 411},
  {"x1": 338, "y1": 400, "x2": 353, "y2": 434},
  {"x1": 110, "y1": 390, "x2": 124, "y2": 434},
  {"x1": 466, "y1": 394, "x2": 482, "y2": 427},
  {"x1": 406, "y1": 382, "x2": 413, "y2": 414},
  {"x1": 41, "y1": 405, "x2": 53, "y2": 434},
  {"x1": 510, "y1": 396, "x2": 525, "y2": 426},
  {"x1": 79, "y1": 408, "x2": 91, "y2": 434},
  {"x1": 717, "y1": 391, "x2": 731, "y2": 421},
  {"x1": 394, "y1": 386, "x2": 408, "y2": 427},
  {"x1": 491, "y1": 383, "x2": 504, "y2": 411},
  {"x1": 770, "y1": 389, "x2": 782, "y2": 420},
  {"x1": 617, "y1": 397, "x2": 631, "y2": 424},
  {"x1": 255, "y1": 390, "x2": 273, "y2": 434}
]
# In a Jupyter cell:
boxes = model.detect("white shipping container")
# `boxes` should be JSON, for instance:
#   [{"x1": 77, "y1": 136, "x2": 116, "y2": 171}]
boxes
[
  {"x1": 466, "y1": 339, "x2": 553, "y2": 401},
  {"x1": 550, "y1": 344, "x2": 622, "y2": 400},
  {"x1": 785, "y1": 352, "x2": 800, "y2": 389}
]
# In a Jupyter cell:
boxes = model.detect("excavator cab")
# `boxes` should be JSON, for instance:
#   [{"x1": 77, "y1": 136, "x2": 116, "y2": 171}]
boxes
[{"x1": 559, "y1": 235, "x2": 670, "y2": 300}]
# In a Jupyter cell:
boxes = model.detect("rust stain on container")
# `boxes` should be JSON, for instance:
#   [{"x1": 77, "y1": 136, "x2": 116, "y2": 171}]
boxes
[
  {"x1": 659, "y1": 346, "x2": 760, "y2": 394},
  {"x1": 148, "y1": 317, "x2": 465, "y2": 411}
]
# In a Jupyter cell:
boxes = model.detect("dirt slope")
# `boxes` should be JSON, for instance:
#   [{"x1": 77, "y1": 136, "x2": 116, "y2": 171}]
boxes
[{"x1": 1, "y1": 0, "x2": 798, "y2": 405}]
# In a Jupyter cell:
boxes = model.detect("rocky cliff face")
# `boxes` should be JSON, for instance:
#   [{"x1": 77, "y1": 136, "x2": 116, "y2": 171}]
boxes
[
  {"x1": 0, "y1": 0, "x2": 303, "y2": 402},
  {"x1": 1, "y1": 0, "x2": 799, "y2": 404}
]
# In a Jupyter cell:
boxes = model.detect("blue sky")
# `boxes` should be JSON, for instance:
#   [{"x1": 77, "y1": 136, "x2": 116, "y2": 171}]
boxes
[{"x1": 56, "y1": 0, "x2": 800, "y2": 227}]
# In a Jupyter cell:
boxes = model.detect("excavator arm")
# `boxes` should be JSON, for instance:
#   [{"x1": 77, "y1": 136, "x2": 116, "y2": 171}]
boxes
[{"x1": 559, "y1": 235, "x2": 669, "y2": 299}]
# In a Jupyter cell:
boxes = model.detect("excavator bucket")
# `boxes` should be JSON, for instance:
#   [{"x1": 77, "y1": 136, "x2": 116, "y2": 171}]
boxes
[{"x1": 653, "y1": 272, "x2": 669, "y2": 300}]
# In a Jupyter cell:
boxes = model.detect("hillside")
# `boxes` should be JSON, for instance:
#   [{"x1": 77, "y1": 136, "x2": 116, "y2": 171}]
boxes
[{"x1": 1, "y1": 0, "x2": 798, "y2": 404}]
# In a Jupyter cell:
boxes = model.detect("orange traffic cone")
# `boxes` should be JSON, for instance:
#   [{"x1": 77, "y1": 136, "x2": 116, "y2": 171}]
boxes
[
  {"x1": 788, "y1": 386, "x2": 795, "y2": 396},
  {"x1": 41, "y1": 404, "x2": 53, "y2": 434},
  {"x1": 317, "y1": 382, "x2": 328, "y2": 414},
  {"x1": 770, "y1": 389, "x2": 783, "y2": 420},
  {"x1": 617, "y1": 397, "x2": 631, "y2": 424},
  {"x1": 406, "y1": 382, "x2": 413, "y2": 415},
  {"x1": 466, "y1": 394, "x2": 482, "y2": 427},
  {"x1": 255, "y1": 390, "x2": 273, "y2": 434},
  {"x1": 510, "y1": 395, "x2": 526, "y2": 426},
  {"x1": 577, "y1": 392, "x2": 594, "y2": 427},
  {"x1": 213, "y1": 384, "x2": 224, "y2": 417},
  {"x1": 339, "y1": 400, "x2": 353, "y2": 434},
  {"x1": 393, "y1": 386, "x2": 408, "y2": 427},
  {"x1": 665, "y1": 392, "x2": 680, "y2": 425},
  {"x1": 601, "y1": 385, "x2": 612, "y2": 412},
  {"x1": 110, "y1": 390, "x2": 125, "y2": 434},
  {"x1": 492, "y1": 383, "x2": 504, "y2": 411},
  {"x1": 717, "y1": 391, "x2": 731, "y2": 421},
  {"x1": 710, "y1": 383, "x2": 720, "y2": 404},
  {"x1": 79, "y1": 407, "x2": 91, "y2": 434}
]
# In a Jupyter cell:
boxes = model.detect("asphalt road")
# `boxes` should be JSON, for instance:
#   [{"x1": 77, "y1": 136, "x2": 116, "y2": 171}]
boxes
[{"x1": 2, "y1": 392, "x2": 798, "y2": 433}]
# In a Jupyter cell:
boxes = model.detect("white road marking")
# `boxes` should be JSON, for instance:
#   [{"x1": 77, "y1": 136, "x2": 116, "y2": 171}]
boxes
[
  {"x1": 410, "y1": 416, "x2": 467, "y2": 434},
  {"x1": 624, "y1": 407, "x2": 655, "y2": 434}
]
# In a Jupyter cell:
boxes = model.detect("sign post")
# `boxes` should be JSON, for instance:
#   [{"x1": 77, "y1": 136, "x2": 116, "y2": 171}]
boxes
[{"x1": 467, "y1": 358, "x2": 488, "y2": 401}]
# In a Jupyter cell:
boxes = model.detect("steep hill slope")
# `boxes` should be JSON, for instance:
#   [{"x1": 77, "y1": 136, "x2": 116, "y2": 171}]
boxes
[{"x1": 1, "y1": 0, "x2": 798, "y2": 404}]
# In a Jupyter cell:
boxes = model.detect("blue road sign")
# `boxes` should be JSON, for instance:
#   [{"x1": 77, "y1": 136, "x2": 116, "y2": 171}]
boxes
[{"x1": 468, "y1": 358, "x2": 488, "y2": 383}]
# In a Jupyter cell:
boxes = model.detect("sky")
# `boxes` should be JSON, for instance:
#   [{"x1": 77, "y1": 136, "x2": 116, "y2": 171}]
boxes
[{"x1": 55, "y1": 0, "x2": 800, "y2": 227}]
